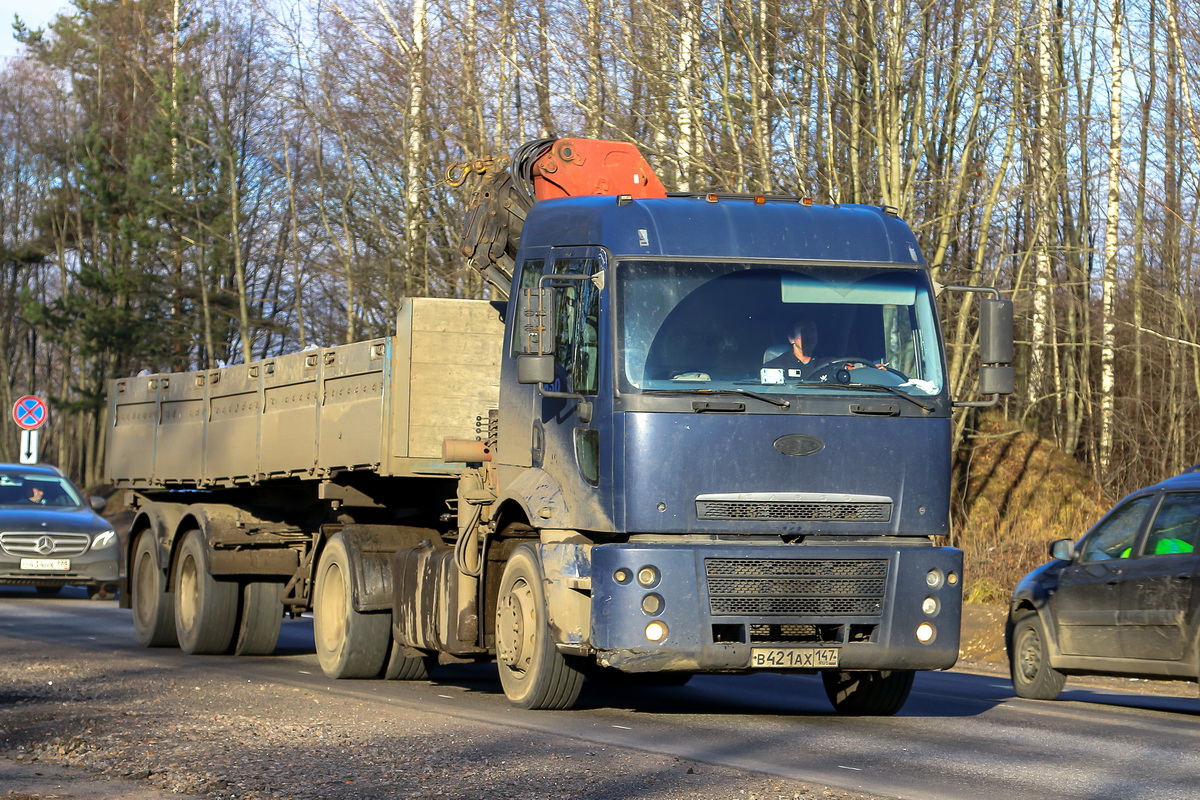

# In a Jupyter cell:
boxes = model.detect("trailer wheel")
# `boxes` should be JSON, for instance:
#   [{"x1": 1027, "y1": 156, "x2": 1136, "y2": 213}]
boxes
[
  {"x1": 383, "y1": 641, "x2": 436, "y2": 680},
  {"x1": 174, "y1": 529, "x2": 238, "y2": 654},
  {"x1": 495, "y1": 543, "x2": 585, "y2": 709},
  {"x1": 131, "y1": 529, "x2": 177, "y2": 647},
  {"x1": 821, "y1": 669, "x2": 914, "y2": 716},
  {"x1": 233, "y1": 581, "x2": 284, "y2": 656},
  {"x1": 313, "y1": 533, "x2": 390, "y2": 678}
]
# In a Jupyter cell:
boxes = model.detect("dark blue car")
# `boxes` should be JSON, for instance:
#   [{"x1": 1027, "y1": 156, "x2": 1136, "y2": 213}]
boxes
[
  {"x1": 0, "y1": 463, "x2": 118, "y2": 597},
  {"x1": 1007, "y1": 467, "x2": 1200, "y2": 699}
]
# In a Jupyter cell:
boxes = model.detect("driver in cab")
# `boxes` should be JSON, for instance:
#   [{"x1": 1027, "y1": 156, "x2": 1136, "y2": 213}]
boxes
[
  {"x1": 764, "y1": 318, "x2": 885, "y2": 383},
  {"x1": 764, "y1": 318, "x2": 825, "y2": 380}
]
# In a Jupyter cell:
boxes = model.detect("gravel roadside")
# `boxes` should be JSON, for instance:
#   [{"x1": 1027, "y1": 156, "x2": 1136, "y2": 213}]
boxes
[{"x1": 0, "y1": 630, "x2": 889, "y2": 800}]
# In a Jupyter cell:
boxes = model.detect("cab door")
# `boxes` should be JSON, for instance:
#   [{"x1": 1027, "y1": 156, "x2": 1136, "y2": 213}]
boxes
[
  {"x1": 1052, "y1": 495, "x2": 1156, "y2": 657},
  {"x1": 1118, "y1": 492, "x2": 1200, "y2": 662},
  {"x1": 534, "y1": 247, "x2": 612, "y2": 531}
]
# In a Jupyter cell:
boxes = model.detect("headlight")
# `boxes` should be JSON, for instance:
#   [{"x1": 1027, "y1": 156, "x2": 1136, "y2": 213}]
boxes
[{"x1": 92, "y1": 530, "x2": 117, "y2": 549}]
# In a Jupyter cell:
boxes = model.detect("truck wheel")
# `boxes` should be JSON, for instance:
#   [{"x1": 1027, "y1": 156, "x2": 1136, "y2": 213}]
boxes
[
  {"x1": 383, "y1": 641, "x2": 436, "y2": 680},
  {"x1": 313, "y1": 533, "x2": 390, "y2": 678},
  {"x1": 1009, "y1": 611, "x2": 1066, "y2": 700},
  {"x1": 495, "y1": 543, "x2": 584, "y2": 709},
  {"x1": 174, "y1": 529, "x2": 238, "y2": 654},
  {"x1": 233, "y1": 581, "x2": 284, "y2": 656},
  {"x1": 131, "y1": 529, "x2": 177, "y2": 647},
  {"x1": 821, "y1": 669, "x2": 914, "y2": 716}
]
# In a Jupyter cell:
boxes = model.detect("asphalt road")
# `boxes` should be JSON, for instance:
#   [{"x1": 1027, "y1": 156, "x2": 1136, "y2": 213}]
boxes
[{"x1": 3, "y1": 588, "x2": 1199, "y2": 800}]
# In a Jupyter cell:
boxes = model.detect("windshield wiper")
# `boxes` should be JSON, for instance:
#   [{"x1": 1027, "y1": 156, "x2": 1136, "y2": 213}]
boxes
[
  {"x1": 695, "y1": 388, "x2": 790, "y2": 408},
  {"x1": 648, "y1": 386, "x2": 791, "y2": 409},
  {"x1": 794, "y1": 381, "x2": 936, "y2": 413}
]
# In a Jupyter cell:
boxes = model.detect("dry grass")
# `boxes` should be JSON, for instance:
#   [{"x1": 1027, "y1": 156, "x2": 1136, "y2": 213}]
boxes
[{"x1": 953, "y1": 412, "x2": 1112, "y2": 604}]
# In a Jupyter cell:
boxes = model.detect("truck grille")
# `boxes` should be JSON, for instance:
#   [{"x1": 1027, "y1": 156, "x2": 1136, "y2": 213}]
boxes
[
  {"x1": 696, "y1": 499, "x2": 891, "y2": 522},
  {"x1": 705, "y1": 558, "x2": 887, "y2": 616},
  {"x1": 0, "y1": 532, "x2": 91, "y2": 557}
]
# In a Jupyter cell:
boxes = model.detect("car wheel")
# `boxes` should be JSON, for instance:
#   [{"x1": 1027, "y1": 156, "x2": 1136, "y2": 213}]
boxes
[{"x1": 1009, "y1": 611, "x2": 1066, "y2": 700}]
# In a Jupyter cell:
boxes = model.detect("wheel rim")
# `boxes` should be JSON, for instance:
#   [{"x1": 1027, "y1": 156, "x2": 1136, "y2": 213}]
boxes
[
  {"x1": 178, "y1": 552, "x2": 199, "y2": 632},
  {"x1": 1017, "y1": 626, "x2": 1043, "y2": 683},
  {"x1": 315, "y1": 561, "x2": 346, "y2": 657},
  {"x1": 497, "y1": 576, "x2": 535, "y2": 674},
  {"x1": 133, "y1": 547, "x2": 156, "y2": 628}
]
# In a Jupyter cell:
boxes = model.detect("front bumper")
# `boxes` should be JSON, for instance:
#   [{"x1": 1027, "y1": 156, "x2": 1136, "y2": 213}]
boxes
[
  {"x1": 589, "y1": 541, "x2": 961, "y2": 673},
  {"x1": 0, "y1": 547, "x2": 120, "y2": 587}
]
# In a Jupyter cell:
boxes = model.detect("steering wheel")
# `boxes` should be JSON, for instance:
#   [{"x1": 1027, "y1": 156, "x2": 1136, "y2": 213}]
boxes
[{"x1": 805, "y1": 356, "x2": 909, "y2": 382}]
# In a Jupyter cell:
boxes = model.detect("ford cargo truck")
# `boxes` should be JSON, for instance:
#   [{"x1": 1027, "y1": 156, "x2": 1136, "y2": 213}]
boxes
[{"x1": 111, "y1": 138, "x2": 1014, "y2": 714}]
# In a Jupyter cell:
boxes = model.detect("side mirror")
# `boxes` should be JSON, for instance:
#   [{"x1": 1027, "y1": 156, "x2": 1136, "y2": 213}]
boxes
[
  {"x1": 1050, "y1": 538, "x2": 1074, "y2": 561},
  {"x1": 517, "y1": 287, "x2": 555, "y2": 356},
  {"x1": 517, "y1": 354, "x2": 556, "y2": 385},
  {"x1": 979, "y1": 298, "x2": 1014, "y2": 365},
  {"x1": 90, "y1": 495, "x2": 108, "y2": 512},
  {"x1": 946, "y1": 288, "x2": 1015, "y2": 407},
  {"x1": 979, "y1": 365, "x2": 1015, "y2": 395}
]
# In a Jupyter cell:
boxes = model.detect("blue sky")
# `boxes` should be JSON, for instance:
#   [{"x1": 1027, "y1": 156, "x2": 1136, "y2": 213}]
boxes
[{"x1": 0, "y1": 0, "x2": 68, "y2": 59}]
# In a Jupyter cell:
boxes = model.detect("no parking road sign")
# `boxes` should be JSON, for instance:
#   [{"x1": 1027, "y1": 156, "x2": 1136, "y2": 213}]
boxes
[{"x1": 12, "y1": 395, "x2": 47, "y2": 430}]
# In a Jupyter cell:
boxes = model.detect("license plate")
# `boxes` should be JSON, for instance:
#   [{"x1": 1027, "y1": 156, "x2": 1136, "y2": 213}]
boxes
[
  {"x1": 20, "y1": 558, "x2": 70, "y2": 571},
  {"x1": 750, "y1": 647, "x2": 839, "y2": 669}
]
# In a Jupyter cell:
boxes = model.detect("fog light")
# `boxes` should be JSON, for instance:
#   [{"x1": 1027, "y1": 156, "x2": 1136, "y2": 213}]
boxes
[
  {"x1": 641, "y1": 593, "x2": 664, "y2": 615},
  {"x1": 921, "y1": 596, "x2": 939, "y2": 616},
  {"x1": 925, "y1": 568, "x2": 944, "y2": 588},
  {"x1": 916, "y1": 622, "x2": 936, "y2": 644},
  {"x1": 614, "y1": 568, "x2": 631, "y2": 585},
  {"x1": 637, "y1": 566, "x2": 660, "y2": 588},
  {"x1": 645, "y1": 621, "x2": 669, "y2": 642}
]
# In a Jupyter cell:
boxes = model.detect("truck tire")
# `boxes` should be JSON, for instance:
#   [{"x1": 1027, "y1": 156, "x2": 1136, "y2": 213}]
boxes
[
  {"x1": 174, "y1": 529, "x2": 238, "y2": 654},
  {"x1": 233, "y1": 581, "x2": 284, "y2": 656},
  {"x1": 495, "y1": 543, "x2": 585, "y2": 709},
  {"x1": 131, "y1": 529, "x2": 178, "y2": 647},
  {"x1": 1009, "y1": 611, "x2": 1066, "y2": 700},
  {"x1": 313, "y1": 533, "x2": 390, "y2": 678},
  {"x1": 821, "y1": 669, "x2": 914, "y2": 716},
  {"x1": 383, "y1": 641, "x2": 436, "y2": 680}
]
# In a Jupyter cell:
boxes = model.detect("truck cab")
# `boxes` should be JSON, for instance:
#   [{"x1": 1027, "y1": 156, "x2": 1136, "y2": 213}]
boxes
[{"x1": 469, "y1": 194, "x2": 999, "y2": 712}]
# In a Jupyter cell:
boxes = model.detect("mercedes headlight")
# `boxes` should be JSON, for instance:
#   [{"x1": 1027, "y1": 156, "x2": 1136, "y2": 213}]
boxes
[{"x1": 92, "y1": 530, "x2": 117, "y2": 549}]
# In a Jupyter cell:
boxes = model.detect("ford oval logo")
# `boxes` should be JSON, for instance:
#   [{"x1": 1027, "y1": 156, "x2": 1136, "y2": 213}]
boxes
[{"x1": 774, "y1": 434, "x2": 824, "y2": 457}]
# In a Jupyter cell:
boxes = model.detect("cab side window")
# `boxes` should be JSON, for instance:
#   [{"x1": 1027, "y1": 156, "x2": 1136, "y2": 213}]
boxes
[
  {"x1": 552, "y1": 256, "x2": 601, "y2": 396},
  {"x1": 1140, "y1": 493, "x2": 1200, "y2": 556},
  {"x1": 1079, "y1": 495, "x2": 1156, "y2": 561}
]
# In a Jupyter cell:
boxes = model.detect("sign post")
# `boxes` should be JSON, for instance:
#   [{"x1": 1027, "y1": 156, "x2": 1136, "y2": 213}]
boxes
[{"x1": 12, "y1": 395, "x2": 47, "y2": 465}]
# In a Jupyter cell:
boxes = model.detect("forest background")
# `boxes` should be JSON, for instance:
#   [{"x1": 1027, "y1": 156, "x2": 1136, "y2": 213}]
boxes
[{"x1": 0, "y1": 0, "x2": 1194, "y2": 597}]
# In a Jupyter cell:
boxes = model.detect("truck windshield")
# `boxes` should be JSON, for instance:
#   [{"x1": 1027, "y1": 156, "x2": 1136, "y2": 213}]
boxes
[{"x1": 616, "y1": 260, "x2": 945, "y2": 397}]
